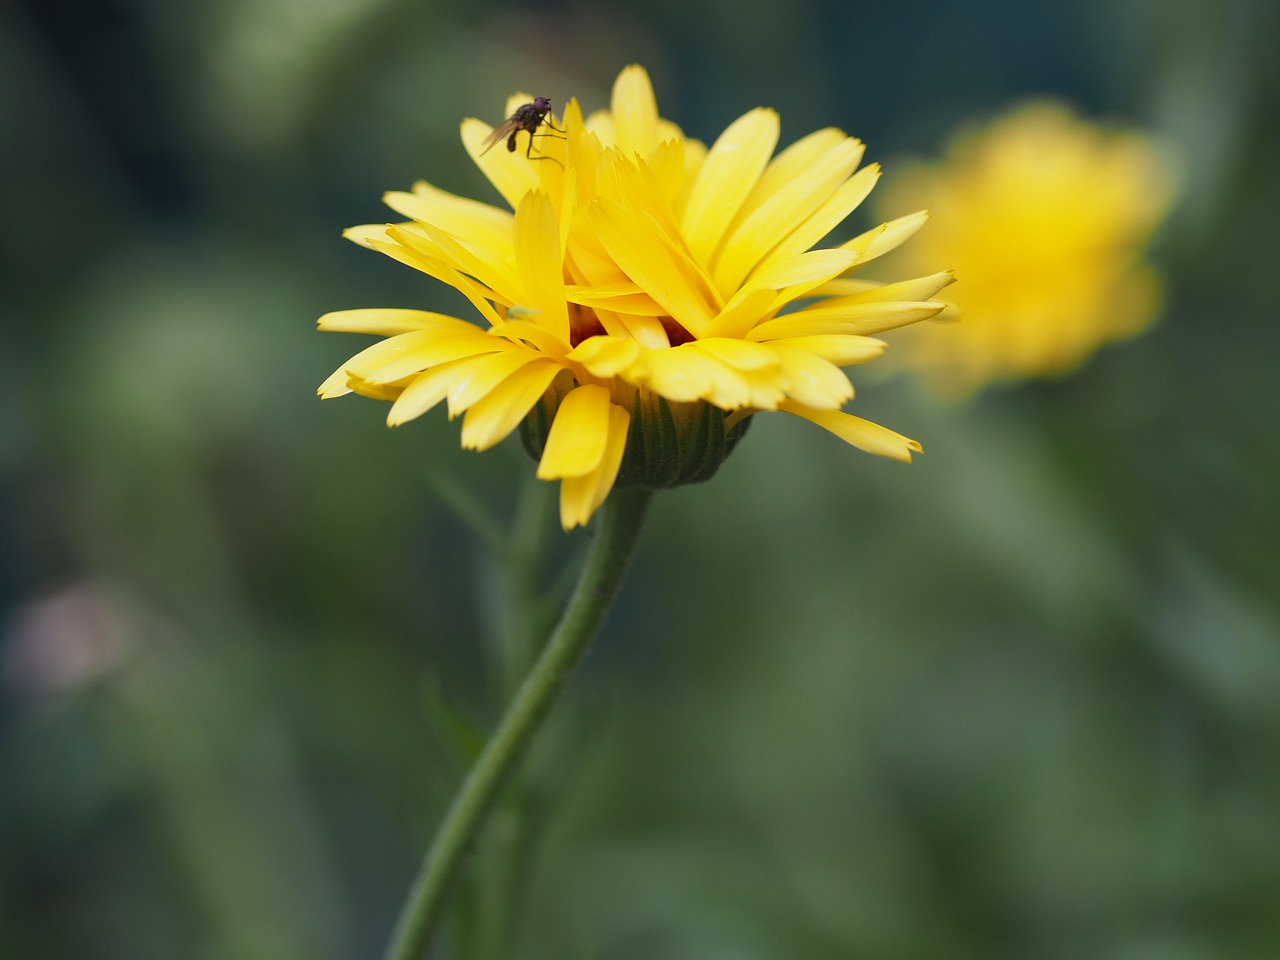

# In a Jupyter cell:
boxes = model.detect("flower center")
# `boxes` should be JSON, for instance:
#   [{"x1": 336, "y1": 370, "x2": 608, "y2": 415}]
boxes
[
  {"x1": 567, "y1": 302, "x2": 605, "y2": 346},
  {"x1": 660, "y1": 318, "x2": 695, "y2": 347}
]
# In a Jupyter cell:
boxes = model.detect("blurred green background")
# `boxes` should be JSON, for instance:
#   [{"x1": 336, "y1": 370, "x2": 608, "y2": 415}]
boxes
[{"x1": 3, "y1": 0, "x2": 1278, "y2": 957}]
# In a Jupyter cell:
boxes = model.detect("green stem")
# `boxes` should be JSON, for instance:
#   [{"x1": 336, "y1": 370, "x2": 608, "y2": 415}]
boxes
[{"x1": 382, "y1": 487, "x2": 654, "y2": 960}]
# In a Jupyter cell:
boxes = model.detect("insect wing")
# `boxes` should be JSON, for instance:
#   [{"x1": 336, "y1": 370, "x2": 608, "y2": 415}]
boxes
[{"x1": 479, "y1": 118, "x2": 521, "y2": 156}]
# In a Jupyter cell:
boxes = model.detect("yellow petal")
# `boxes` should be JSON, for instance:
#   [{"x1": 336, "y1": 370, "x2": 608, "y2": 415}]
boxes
[
  {"x1": 565, "y1": 207, "x2": 631, "y2": 288},
  {"x1": 513, "y1": 190, "x2": 570, "y2": 342},
  {"x1": 810, "y1": 271, "x2": 955, "y2": 302},
  {"x1": 767, "y1": 247, "x2": 911, "y2": 314},
  {"x1": 556, "y1": 167, "x2": 577, "y2": 252},
  {"x1": 565, "y1": 283, "x2": 666, "y2": 316},
  {"x1": 767, "y1": 344, "x2": 854, "y2": 408},
  {"x1": 672, "y1": 137, "x2": 708, "y2": 219},
  {"x1": 389, "y1": 223, "x2": 524, "y2": 310},
  {"x1": 317, "y1": 309, "x2": 476, "y2": 336},
  {"x1": 559, "y1": 403, "x2": 630, "y2": 530},
  {"x1": 686, "y1": 344, "x2": 787, "y2": 410},
  {"x1": 780, "y1": 402, "x2": 921, "y2": 462},
  {"x1": 352, "y1": 234, "x2": 507, "y2": 327},
  {"x1": 487, "y1": 320, "x2": 569, "y2": 358},
  {"x1": 461, "y1": 116, "x2": 540, "y2": 211},
  {"x1": 387, "y1": 359, "x2": 478, "y2": 426},
  {"x1": 713, "y1": 134, "x2": 863, "y2": 295},
  {"x1": 459, "y1": 360, "x2": 561, "y2": 451},
  {"x1": 567, "y1": 335, "x2": 643, "y2": 377},
  {"x1": 807, "y1": 279, "x2": 880, "y2": 297},
  {"x1": 333, "y1": 330, "x2": 444, "y2": 382},
  {"x1": 563, "y1": 99, "x2": 601, "y2": 200},
  {"x1": 656, "y1": 119, "x2": 687, "y2": 143},
  {"x1": 844, "y1": 210, "x2": 930, "y2": 264},
  {"x1": 771, "y1": 335, "x2": 887, "y2": 366},
  {"x1": 648, "y1": 138, "x2": 687, "y2": 208},
  {"x1": 644, "y1": 345, "x2": 751, "y2": 408},
  {"x1": 599, "y1": 150, "x2": 686, "y2": 248},
  {"x1": 611, "y1": 64, "x2": 659, "y2": 159},
  {"x1": 537, "y1": 383, "x2": 612, "y2": 479},
  {"x1": 447, "y1": 348, "x2": 549, "y2": 417},
  {"x1": 617, "y1": 314, "x2": 671, "y2": 349},
  {"x1": 589, "y1": 198, "x2": 717, "y2": 338},
  {"x1": 756, "y1": 163, "x2": 882, "y2": 273},
  {"x1": 584, "y1": 108, "x2": 615, "y2": 144},
  {"x1": 343, "y1": 223, "x2": 392, "y2": 247},
  {"x1": 691, "y1": 337, "x2": 781, "y2": 372},
  {"x1": 347, "y1": 230, "x2": 454, "y2": 279},
  {"x1": 416, "y1": 255, "x2": 508, "y2": 329},
  {"x1": 318, "y1": 363, "x2": 354, "y2": 399},
  {"x1": 356, "y1": 330, "x2": 507, "y2": 386},
  {"x1": 751, "y1": 248, "x2": 860, "y2": 292},
  {"x1": 346, "y1": 377, "x2": 407, "y2": 402},
  {"x1": 680, "y1": 108, "x2": 780, "y2": 264},
  {"x1": 383, "y1": 182, "x2": 514, "y2": 259},
  {"x1": 704, "y1": 286, "x2": 777, "y2": 340},
  {"x1": 749, "y1": 301, "x2": 945, "y2": 340},
  {"x1": 735, "y1": 128, "x2": 850, "y2": 224}
]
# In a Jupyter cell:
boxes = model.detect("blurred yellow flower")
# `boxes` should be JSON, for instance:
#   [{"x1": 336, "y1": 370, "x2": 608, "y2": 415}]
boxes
[
  {"x1": 880, "y1": 101, "x2": 1176, "y2": 395},
  {"x1": 320, "y1": 65, "x2": 949, "y2": 528}
]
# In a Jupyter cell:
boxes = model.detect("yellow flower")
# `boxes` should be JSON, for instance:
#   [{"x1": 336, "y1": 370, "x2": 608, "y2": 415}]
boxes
[
  {"x1": 879, "y1": 101, "x2": 1177, "y2": 395},
  {"x1": 320, "y1": 65, "x2": 949, "y2": 529}
]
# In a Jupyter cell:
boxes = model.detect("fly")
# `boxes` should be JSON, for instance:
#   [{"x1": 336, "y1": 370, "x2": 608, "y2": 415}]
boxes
[{"x1": 479, "y1": 97, "x2": 564, "y2": 164}]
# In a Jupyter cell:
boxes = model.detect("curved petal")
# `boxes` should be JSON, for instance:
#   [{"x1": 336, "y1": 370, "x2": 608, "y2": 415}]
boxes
[
  {"x1": 780, "y1": 401, "x2": 922, "y2": 462},
  {"x1": 643, "y1": 345, "x2": 751, "y2": 409},
  {"x1": 755, "y1": 163, "x2": 882, "y2": 273},
  {"x1": 772, "y1": 335, "x2": 887, "y2": 366},
  {"x1": 513, "y1": 190, "x2": 570, "y2": 342},
  {"x1": 359, "y1": 331, "x2": 511, "y2": 386},
  {"x1": 318, "y1": 363, "x2": 354, "y2": 399},
  {"x1": 559, "y1": 402, "x2": 630, "y2": 530},
  {"x1": 387, "y1": 357, "x2": 483, "y2": 426},
  {"x1": 462, "y1": 117, "x2": 540, "y2": 210},
  {"x1": 583, "y1": 109, "x2": 615, "y2": 147},
  {"x1": 844, "y1": 211, "x2": 931, "y2": 264},
  {"x1": 767, "y1": 343, "x2": 854, "y2": 409},
  {"x1": 749, "y1": 301, "x2": 945, "y2": 340},
  {"x1": 383, "y1": 182, "x2": 514, "y2": 260},
  {"x1": 809, "y1": 271, "x2": 955, "y2": 302},
  {"x1": 327, "y1": 329, "x2": 481, "y2": 386},
  {"x1": 487, "y1": 320, "x2": 570, "y2": 358},
  {"x1": 565, "y1": 283, "x2": 667, "y2": 317},
  {"x1": 704, "y1": 286, "x2": 776, "y2": 340},
  {"x1": 712, "y1": 134, "x2": 863, "y2": 294},
  {"x1": 317, "y1": 309, "x2": 477, "y2": 336},
  {"x1": 648, "y1": 138, "x2": 687, "y2": 209},
  {"x1": 590, "y1": 198, "x2": 717, "y2": 338},
  {"x1": 736, "y1": 128, "x2": 851, "y2": 224},
  {"x1": 389, "y1": 223, "x2": 523, "y2": 309},
  {"x1": 680, "y1": 108, "x2": 780, "y2": 264},
  {"x1": 447, "y1": 348, "x2": 549, "y2": 417},
  {"x1": 611, "y1": 64, "x2": 660, "y2": 159},
  {"x1": 751, "y1": 249, "x2": 860, "y2": 304},
  {"x1": 352, "y1": 232, "x2": 507, "y2": 326},
  {"x1": 567, "y1": 335, "x2": 643, "y2": 377},
  {"x1": 672, "y1": 137, "x2": 708, "y2": 219},
  {"x1": 459, "y1": 359, "x2": 561, "y2": 450},
  {"x1": 537, "y1": 384, "x2": 612, "y2": 479},
  {"x1": 691, "y1": 337, "x2": 780, "y2": 372}
]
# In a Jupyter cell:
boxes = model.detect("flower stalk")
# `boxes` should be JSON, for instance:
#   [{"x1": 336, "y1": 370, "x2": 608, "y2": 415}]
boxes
[{"x1": 382, "y1": 487, "x2": 654, "y2": 960}]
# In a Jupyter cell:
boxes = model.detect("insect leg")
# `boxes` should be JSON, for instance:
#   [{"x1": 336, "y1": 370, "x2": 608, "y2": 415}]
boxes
[{"x1": 523, "y1": 132, "x2": 564, "y2": 167}]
